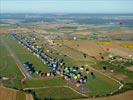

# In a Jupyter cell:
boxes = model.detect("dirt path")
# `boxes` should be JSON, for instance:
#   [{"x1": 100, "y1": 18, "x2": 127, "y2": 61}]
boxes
[
  {"x1": 78, "y1": 90, "x2": 133, "y2": 100},
  {"x1": 0, "y1": 86, "x2": 34, "y2": 100}
]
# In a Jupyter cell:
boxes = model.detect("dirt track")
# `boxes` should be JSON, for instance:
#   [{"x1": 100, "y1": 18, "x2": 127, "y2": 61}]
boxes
[
  {"x1": 79, "y1": 91, "x2": 133, "y2": 100},
  {"x1": 0, "y1": 86, "x2": 17, "y2": 100},
  {"x1": 0, "y1": 86, "x2": 33, "y2": 100},
  {"x1": 95, "y1": 91, "x2": 133, "y2": 100}
]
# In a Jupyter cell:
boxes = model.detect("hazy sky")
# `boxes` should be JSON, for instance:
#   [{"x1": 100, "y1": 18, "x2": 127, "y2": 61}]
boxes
[{"x1": 1, "y1": 0, "x2": 133, "y2": 13}]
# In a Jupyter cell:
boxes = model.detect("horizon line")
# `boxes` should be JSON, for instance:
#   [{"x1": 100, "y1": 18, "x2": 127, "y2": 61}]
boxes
[{"x1": 1, "y1": 12, "x2": 133, "y2": 14}]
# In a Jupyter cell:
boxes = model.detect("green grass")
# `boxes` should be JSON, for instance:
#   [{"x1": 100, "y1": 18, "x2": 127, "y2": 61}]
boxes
[
  {"x1": 37, "y1": 37, "x2": 120, "y2": 96},
  {"x1": 23, "y1": 78, "x2": 86, "y2": 99},
  {"x1": 113, "y1": 83, "x2": 133, "y2": 95},
  {"x1": 96, "y1": 60, "x2": 133, "y2": 81},
  {"x1": 0, "y1": 35, "x2": 24, "y2": 89},
  {"x1": 3, "y1": 80, "x2": 23, "y2": 90},
  {"x1": 0, "y1": 36, "x2": 24, "y2": 79},
  {"x1": 0, "y1": 34, "x2": 121, "y2": 99},
  {"x1": 2, "y1": 35, "x2": 49, "y2": 72},
  {"x1": 23, "y1": 73, "x2": 120, "y2": 97},
  {"x1": 34, "y1": 87, "x2": 85, "y2": 100},
  {"x1": 43, "y1": 44, "x2": 94, "y2": 66},
  {"x1": 23, "y1": 77, "x2": 69, "y2": 88},
  {"x1": 84, "y1": 72, "x2": 119, "y2": 96}
]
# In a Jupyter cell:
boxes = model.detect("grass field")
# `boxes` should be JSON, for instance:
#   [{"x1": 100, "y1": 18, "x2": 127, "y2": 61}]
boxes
[
  {"x1": 43, "y1": 44, "x2": 95, "y2": 66},
  {"x1": 96, "y1": 60, "x2": 133, "y2": 83},
  {"x1": 57, "y1": 40, "x2": 133, "y2": 60},
  {"x1": 23, "y1": 78, "x2": 69, "y2": 88},
  {"x1": 35, "y1": 36, "x2": 121, "y2": 96},
  {"x1": 0, "y1": 34, "x2": 122, "y2": 99},
  {"x1": 0, "y1": 35, "x2": 24, "y2": 89},
  {"x1": 22, "y1": 72, "x2": 120, "y2": 96},
  {"x1": 2, "y1": 35, "x2": 49, "y2": 72},
  {"x1": 57, "y1": 40, "x2": 105, "y2": 59},
  {"x1": 34, "y1": 87, "x2": 85, "y2": 100}
]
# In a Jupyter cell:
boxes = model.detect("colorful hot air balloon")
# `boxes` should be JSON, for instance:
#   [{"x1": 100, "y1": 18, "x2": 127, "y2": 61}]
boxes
[{"x1": 108, "y1": 53, "x2": 113, "y2": 58}]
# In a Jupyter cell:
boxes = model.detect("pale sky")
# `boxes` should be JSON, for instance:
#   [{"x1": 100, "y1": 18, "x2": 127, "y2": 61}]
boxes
[{"x1": 1, "y1": 0, "x2": 133, "y2": 13}]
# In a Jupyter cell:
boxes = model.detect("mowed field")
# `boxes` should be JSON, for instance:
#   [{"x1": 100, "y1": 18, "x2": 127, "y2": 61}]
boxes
[
  {"x1": 23, "y1": 70, "x2": 120, "y2": 97},
  {"x1": 34, "y1": 87, "x2": 86, "y2": 100},
  {"x1": 47, "y1": 44, "x2": 96, "y2": 66},
  {"x1": 58, "y1": 40, "x2": 133, "y2": 59},
  {"x1": 0, "y1": 86, "x2": 33, "y2": 100},
  {"x1": 0, "y1": 34, "x2": 121, "y2": 99}
]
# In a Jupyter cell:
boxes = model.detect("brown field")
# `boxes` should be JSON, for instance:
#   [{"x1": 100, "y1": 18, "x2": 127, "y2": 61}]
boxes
[
  {"x1": 0, "y1": 28, "x2": 30, "y2": 34},
  {"x1": 25, "y1": 94, "x2": 34, "y2": 100},
  {"x1": 34, "y1": 29, "x2": 48, "y2": 34},
  {"x1": 123, "y1": 30, "x2": 133, "y2": 34},
  {"x1": 0, "y1": 87, "x2": 17, "y2": 100},
  {"x1": 76, "y1": 27, "x2": 88, "y2": 31},
  {"x1": 78, "y1": 91, "x2": 133, "y2": 100},
  {"x1": 61, "y1": 40, "x2": 107, "y2": 60},
  {"x1": 103, "y1": 91, "x2": 133, "y2": 100},
  {"x1": 99, "y1": 41, "x2": 133, "y2": 58},
  {"x1": 110, "y1": 31, "x2": 125, "y2": 35},
  {"x1": 55, "y1": 45, "x2": 95, "y2": 61},
  {"x1": 75, "y1": 31, "x2": 91, "y2": 35},
  {"x1": 0, "y1": 86, "x2": 33, "y2": 100},
  {"x1": 55, "y1": 40, "x2": 133, "y2": 60},
  {"x1": 120, "y1": 42, "x2": 133, "y2": 50},
  {"x1": 0, "y1": 28, "x2": 11, "y2": 34}
]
